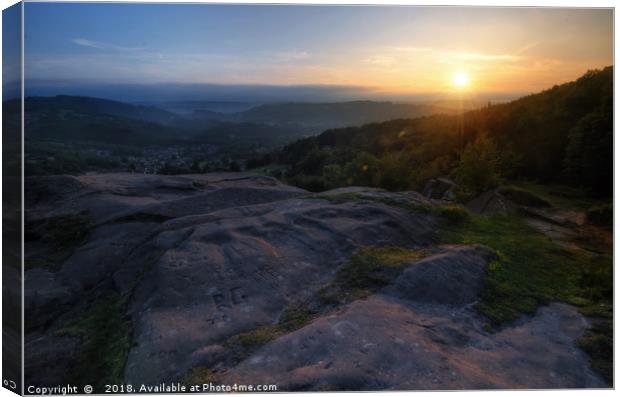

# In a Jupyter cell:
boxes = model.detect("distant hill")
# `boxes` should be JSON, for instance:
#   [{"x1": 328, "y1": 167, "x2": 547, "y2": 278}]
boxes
[
  {"x1": 14, "y1": 95, "x2": 461, "y2": 147},
  {"x1": 279, "y1": 67, "x2": 613, "y2": 195},
  {"x1": 194, "y1": 121, "x2": 310, "y2": 151},
  {"x1": 13, "y1": 96, "x2": 186, "y2": 146},
  {"x1": 180, "y1": 100, "x2": 462, "y2": 133},
  {"x1": 235, "y1": 101, "x2": 456, "y2": 129},
  {"x1": 24, "y1": 95, "x2": 179, "y2": 125}
]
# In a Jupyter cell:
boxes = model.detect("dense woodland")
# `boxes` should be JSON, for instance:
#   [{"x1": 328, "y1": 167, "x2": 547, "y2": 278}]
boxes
[{"x1": 275, "y1": 67, "x2": 612, "y2": 197}]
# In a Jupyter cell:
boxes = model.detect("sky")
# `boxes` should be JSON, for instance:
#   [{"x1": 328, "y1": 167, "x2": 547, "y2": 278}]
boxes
[{"x1": 22, "y1": 3, "x2": 613, "y2": 101}]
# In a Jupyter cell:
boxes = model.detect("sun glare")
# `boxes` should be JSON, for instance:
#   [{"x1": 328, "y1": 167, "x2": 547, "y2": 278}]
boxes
[{"x1": 452, "y1": 72, "x2": 470, "y2": 88}]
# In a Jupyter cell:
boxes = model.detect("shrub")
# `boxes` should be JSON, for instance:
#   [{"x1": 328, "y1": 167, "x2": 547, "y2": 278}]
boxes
[
  {"x1": 436, "y1": 204, "x2": 470, "y2": 223},
  {"x1": 455, "y1": 138, "x2": 501, "y2": 195}
]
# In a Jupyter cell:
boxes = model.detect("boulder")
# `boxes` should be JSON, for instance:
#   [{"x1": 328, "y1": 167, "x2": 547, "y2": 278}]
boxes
[{"x1": 423, "y1": 178, "x2": 459, "y2": 201}]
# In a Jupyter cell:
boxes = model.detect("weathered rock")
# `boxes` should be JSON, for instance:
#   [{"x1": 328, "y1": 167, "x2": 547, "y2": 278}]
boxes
[
  {"x1": 423, "y1": 178, "x2": 459, "y2": 201},
  {"x1": 223, "y1": 300, "x2": 604, "y2": 390},
  {"x1": 466, "y1": 189, "x2": 518, "y2": 214},
  {"x1": 23, "y1": 173, "x2": 604, "y2": 390},
  {"x1": 384, "y1": 245, "x2": 496, "y2": 306},
  {"x1": 123, "y1": 197, "x2": 439, "y2": 384}
]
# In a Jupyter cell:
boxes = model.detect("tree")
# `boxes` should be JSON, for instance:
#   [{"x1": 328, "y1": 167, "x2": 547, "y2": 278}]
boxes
[
  {"x1": 455, "y1": 138, "x2": 501, "y2": 195},
  {"x1": 563, "y1": 111, "x2": 612, "y2": 195},
  {"x1": 229, "y1": 161, "x2": 241, "y2": 172},
  {"x1": 322, "y1": 164, "x2": 345, "y2": 189},
  {"x1": 343, "y1": 152, "x2": 380, "y2": 187}
]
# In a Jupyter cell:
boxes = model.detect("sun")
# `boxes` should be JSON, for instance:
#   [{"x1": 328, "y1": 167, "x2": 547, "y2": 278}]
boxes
[{"x1": 452, "y1": 72, "x2": 470, "y2": 88}]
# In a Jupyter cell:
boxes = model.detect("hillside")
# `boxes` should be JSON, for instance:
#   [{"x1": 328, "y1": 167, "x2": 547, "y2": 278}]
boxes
[
  {"x1": 233, "y1": 101, "x2": 457, "y2": 130},
  {"x1": 278, "y1": 67, "x2": 613, "y2": 195},
  {"x1": 161, "y1": 100, "x2": 461, "y2": 134},
  {"x1": 24, "y1": 95, "x2": 180, "y2": 124}
]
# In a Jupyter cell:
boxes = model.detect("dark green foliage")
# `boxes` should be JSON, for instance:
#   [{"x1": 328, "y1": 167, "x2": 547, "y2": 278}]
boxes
[
  {"x1": 435, "y1": 204, "x2": 471, "y2": 223},
  {"x1": 512, "y1": 181, "x2": 599, "y2": 211},
  {"x1": 497, "y1": 186, "x2": 552, "y2": 207},
  {"x1": 564, "y1": 111, "x2": 613, "y2": 195},
  {"x1": 278, "y1": 67, "x2": 612, "y2": 196},
  {"x1": 285, "y1": 173, "x2": 327, "y2": 192},
  {"x1": 455, "y1": 138, "x2": 501, "y2": 195},
  {"x1": 57, "y1": 293, "x2": 131, "y2": 391},
  {"x1": 578, "y1": 254, "x2": 613, "y2": 301},
  {"x1": 578, "y1": 319, "x2": 613, "y2": 384}
]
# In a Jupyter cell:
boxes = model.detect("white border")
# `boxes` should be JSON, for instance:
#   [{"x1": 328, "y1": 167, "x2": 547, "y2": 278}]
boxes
[{"x1": 0, "y1": 2, "x2": 617, "y2": 397}]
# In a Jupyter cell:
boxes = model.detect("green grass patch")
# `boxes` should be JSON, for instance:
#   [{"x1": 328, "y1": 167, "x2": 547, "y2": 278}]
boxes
[
  {"x1": 182, "y1": 366, "x2": 217, "y2": 385},
  {"x1": 511, "y1": 181, "x2": 602, "y2": 211},
  {"x1": 318, "y1": 246, "x2": 426, "y2": 305},
  {"x1": 577, "y1": 318, "x2": 613, "y2": 384},
  {"x1": 435, "y1": 204, "x2": 471, "y2": 223},
  {"x1": 56, "y1": 293, "x2": 131, "y2": 391},
  {"x1": 497, "y1": 185, "x2": 551, "y2": 207},
  {"x1": 224, "y1": 300, "x2": 319, "y2": 363},
  {"x1": 437, "y1": 212, "x2": 610, "y2": 325},
  {"x1": 224, "y1": 246, "x2": 426, "y2": 364},
  {"x1": 436, "y1": 210, "x2": 612, "y2": 384}
]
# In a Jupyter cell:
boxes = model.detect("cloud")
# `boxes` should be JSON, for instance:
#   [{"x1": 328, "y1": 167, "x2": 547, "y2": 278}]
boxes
[
  {"x1": 265, "y1": 50, "x2": 311, "y2": 62},
  {"x1": 435, "y1": 50, "x2": 521, "y2": 64},
  {"x1": 71, "y1": 38, "x2": 144, "y2": 52},
  {"x1": 391, "y1": 46, "x2": 432, "y2": 53},
  {"x1": 364, "y1": 55, "x2": 396, "y2": 66}
]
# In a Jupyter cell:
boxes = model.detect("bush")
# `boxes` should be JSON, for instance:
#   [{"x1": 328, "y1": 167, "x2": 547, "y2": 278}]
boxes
[
  {"x1": 564, "y1": 111, "x2": 612, "y2": 195},
  {"x1": 322, "y1": 164, "x2": 345, "y2": 189},
  {"x1": 436, "y1": 204, "x2": 470, "y2": 223},
  {"x1": 455, "y1": 138, "x2": 501, "y2": 195}
]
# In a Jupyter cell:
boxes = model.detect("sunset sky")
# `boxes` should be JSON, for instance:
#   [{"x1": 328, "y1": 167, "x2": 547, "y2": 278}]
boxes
[{"x1": 23, "y1": 3, "x2": 613, "y2": 99}]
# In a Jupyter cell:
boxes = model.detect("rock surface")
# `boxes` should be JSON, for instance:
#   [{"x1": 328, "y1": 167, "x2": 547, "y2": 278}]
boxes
[
  {"x1": 224, "y1": 301, "x2": 603, "y2": 390},
  {"x1": 23, "y1": 173, "x2": 604, "y2": 390},
  {"x1": 423, "y1": 178, "x2": 459, "y2": 201}
]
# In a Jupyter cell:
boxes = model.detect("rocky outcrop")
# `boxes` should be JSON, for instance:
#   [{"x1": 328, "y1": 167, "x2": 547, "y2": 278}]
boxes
[
  {"x1": 223, "y1": 301, "x2": 604, "y2": 390},
  {"x1": 423, "y1": 178, "x2": 459, "y2": 201},
  {"x1": 23, "y1": 173, "x2": 604, "y2": 390}
]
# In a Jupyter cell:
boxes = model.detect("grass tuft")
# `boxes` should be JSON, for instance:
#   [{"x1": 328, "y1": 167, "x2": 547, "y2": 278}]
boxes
[
  {"x1": 319, "y1": 246, "x2": 426, "y2": 305},
  {"x1": 223, "y1": 246, "x2": 426, "y2": 363},
  {"x1": 56, "y1": 293, "x2": 131, "y2": 390},
  {"x1": 497, "y1": 186, "x2": 552, "y2": 207},
  {"x1": 437, "y1": 212, "x2": 610, "y2": 324},
  {"x1": 577, "y1": 319, "x2": 613, "y2": 384},
  {"x1": 182, "y1": 366, "x2": 217, "y2": 385},
  {"x1": 436, "y1": 210, "x2": 612, "y2": 385}
]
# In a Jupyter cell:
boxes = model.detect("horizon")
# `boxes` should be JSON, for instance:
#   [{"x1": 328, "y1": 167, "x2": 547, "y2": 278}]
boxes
[{"x1": 15, "y1": 3, "x2": 613, "y2": 102}]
